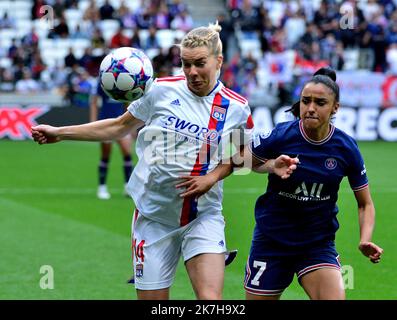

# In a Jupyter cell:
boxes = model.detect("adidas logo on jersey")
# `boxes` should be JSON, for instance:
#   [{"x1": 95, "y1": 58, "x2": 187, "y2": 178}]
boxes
[{"x1": 170, "y1": 99, "x2": 181, "y2": 106}]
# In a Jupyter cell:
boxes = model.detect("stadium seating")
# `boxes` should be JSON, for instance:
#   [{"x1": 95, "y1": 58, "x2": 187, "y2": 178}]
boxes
[{"x1": 235, "y1": 30, "x2": 262, "y2": 60}]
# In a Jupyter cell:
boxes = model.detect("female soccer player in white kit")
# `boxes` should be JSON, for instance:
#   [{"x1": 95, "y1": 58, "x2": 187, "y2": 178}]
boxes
[{"x1": 31, "y1": 22, "x2": 297, "y2": 300}]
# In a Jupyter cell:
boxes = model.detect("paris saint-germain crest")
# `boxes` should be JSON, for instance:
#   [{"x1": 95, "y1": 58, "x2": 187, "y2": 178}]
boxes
[
  {"x1": 325, "y1": 158, "x2": 337, "y2": 170},
  {"x1": 212, "y1": 106, "x2": 226, "y2": 121}
]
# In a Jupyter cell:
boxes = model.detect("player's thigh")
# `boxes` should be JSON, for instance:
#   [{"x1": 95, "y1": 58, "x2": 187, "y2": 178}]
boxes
[
  {"x1": 185, "y1": 253, "x2": 225, "y2": 300},
  {"x1": 300, "y1": 268, "x2": 345, "y2": 300},
  {"x1": 244, "y1": 255, "x2": 294, "y2": 299},
  {"x1": 132, "y1": 213, "x2": 182, "y2": 293},
  {"x1": 296, "y1": 245, "x2": 344, "y2": 300},
  {"x1": 136, "y1": 288, "x2": 169, "y2": 300},
  {"x1": 182, "y1": 214, "x2": 226, "y2": 299}
]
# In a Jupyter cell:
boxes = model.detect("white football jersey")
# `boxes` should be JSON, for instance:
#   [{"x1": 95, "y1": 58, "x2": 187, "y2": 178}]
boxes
[{"x1": 127, "y1": 76, "x2": 254, "y2": 227}]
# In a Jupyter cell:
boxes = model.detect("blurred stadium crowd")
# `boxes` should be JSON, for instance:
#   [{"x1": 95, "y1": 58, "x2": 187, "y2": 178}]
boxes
[{"x1": 1, "y1": 0, "x2": 397, "y2": 108}]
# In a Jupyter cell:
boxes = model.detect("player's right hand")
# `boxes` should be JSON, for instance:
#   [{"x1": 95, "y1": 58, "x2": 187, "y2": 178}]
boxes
[
  {"x1": 176, "y1": 174, "x2": 218, "y2": 198},
  {"x1": 31, "y1": 125, "x2": 61, "y2": 144},
  {"x1": 358, "y1": 242, "x2": 384, "y2": 263}
]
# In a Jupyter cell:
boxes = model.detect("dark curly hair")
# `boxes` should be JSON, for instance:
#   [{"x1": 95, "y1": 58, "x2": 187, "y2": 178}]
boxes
[{"x1": 287, "y1": 67, "x2": 340, "y2": 118}]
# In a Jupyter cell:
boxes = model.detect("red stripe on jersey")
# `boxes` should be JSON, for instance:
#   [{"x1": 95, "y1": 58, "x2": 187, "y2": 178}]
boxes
[
  {"x1": 222, "y1": 87, "x2": 247, "y2": 104},
  {"x1": 179, "y1": 93, "x2": 223, "y2": 226},
  {"x1": 132, "y1": 209, "x2": 141, "y2": 263},
  {"x1": 192, "y1": 93, "x2": 222, "y2": 174},
  {"x1": 180, "y1": 198, "x2": 192, "y2": 227},
  {"x1": 224, "y1": 87, "x2": 247, "y2": 103},
  {"x1": 156, "y1": 76, "x2": 185, "y2": 82},
  {"x1": 133, "y1": 209, "x2": 139, "y2": 225},
  {"x1": 221, "y1": 88, "x2": 247, "y2": 105},
  {"x1": 246, "y1": 114, "x2": 254, "y2": 129}
]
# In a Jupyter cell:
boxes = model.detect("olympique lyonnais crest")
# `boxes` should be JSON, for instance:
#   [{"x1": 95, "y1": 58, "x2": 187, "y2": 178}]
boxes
[
  {"x1": 212, "y1": 106, "x2": 226, "y2": 121},
  {"x1": 135, "y1": 263, "x2": 144, "y2": 278}
]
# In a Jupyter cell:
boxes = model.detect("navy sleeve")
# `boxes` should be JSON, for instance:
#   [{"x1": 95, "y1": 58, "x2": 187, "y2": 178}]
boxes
[
  {"x1": 249, "y1": 126, "x2": 280, "y2": 161},
  {"x1": 346, "y1": 140, "x2": 369, "y2": 191}
]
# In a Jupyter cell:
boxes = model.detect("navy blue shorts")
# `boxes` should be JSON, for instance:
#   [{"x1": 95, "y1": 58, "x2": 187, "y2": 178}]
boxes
[{"x1": 244, "y1": 244, "x2": 341, "y2": 296}]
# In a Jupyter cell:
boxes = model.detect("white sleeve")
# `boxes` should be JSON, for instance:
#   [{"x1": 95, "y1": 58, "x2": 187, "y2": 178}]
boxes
[
  {"x1": 229, "y1": 103, "x2": 254, "y2": 150},
  {"x1": 239, "y1": 103, "x2": 254, "y2": 146},
  {"x1": 127, "y1": 82, "x2": 156, "y2": 122}
]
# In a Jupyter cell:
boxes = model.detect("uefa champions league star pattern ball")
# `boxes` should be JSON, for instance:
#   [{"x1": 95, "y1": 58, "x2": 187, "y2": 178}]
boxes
[{"x1": 100, "y1": 47, "x2": 154, "y2": 103}]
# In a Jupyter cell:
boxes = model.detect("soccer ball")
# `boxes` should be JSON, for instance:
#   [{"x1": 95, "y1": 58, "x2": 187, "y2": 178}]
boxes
[{"x1": 99, "y1": 47, "x2": 154, "y2": 103}]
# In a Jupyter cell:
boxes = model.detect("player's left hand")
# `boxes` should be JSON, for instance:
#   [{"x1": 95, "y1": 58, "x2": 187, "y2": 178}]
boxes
[
  {"x1": 359, "y1": 242, "x2": 384, "y2": 263},
  {"x1": 176, "y1": 175, "x2": 217, "y2": 198}
]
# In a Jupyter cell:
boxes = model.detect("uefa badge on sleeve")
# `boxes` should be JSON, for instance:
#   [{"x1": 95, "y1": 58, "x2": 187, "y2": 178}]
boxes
[
  {"x1": 136, "y1": 263, "x2": 144, "y2": 278},
  {"x1": 212, "y1": 106, "x2": 226, "y2": 121}
]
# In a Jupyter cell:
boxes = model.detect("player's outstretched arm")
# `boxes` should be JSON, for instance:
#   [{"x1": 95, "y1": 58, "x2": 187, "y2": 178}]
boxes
[
  {"x1": 177, "y1": 148, "x2": 299, "y2": 198},
  {"x1": 354, "y1": 187, "x2": 383, "y2": 263},
  {"x1": 31, "y1": 111, "x2": 140, "y2": 144},
  {"x1": 256, "y1": 155, "x2": 299, "y2": 179},
  {"x1": 243, "y1": 145, "x2": 299, "y2": 178}
]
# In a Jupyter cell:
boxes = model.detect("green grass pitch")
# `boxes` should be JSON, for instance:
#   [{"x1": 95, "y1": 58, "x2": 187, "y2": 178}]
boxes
[{"x1": 0, "y1": 139, "x2": 395, "y2": 299}]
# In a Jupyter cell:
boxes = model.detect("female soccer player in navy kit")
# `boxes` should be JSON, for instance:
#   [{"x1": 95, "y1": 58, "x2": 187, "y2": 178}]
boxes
[
  {"x1": 243, "y1": 67, "x2": 383, "y2": 300},
  {"x1": 181, "y1": 67, "x2": 383, "y2": 300}
]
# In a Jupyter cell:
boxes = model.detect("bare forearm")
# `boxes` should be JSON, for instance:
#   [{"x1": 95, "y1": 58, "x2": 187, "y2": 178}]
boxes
[
  {"x1": 210, "y1": 162, "x2": 234, "y2": 181},
  {"x1": 252, "y1": 159, "x2": 272, "y2": 173},
  {"x1": 58, "y1": 118, "x2": 127, "y2": 141},
  {"x1": 239, "y1": 145, "x2": 273, "y2": 173},
  {"x1": 210, "y1": 155, "x2": 269, "y2": 181},
  {"x1": 358, "y1": 204, "x2": 376, "y2": 243}
]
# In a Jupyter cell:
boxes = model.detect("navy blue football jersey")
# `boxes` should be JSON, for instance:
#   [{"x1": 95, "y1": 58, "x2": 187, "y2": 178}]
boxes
[
  {"x1": 94, "y1": 81, "x2": 126, "y2": 120},
  {"x1": 249, "y1": 120, "x2": 368, "y2": 253}
]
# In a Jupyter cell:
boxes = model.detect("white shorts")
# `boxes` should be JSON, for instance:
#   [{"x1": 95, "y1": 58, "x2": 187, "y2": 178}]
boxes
[{"x1": 131, "y1": 210, "x2": 226, "y2": 290}]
